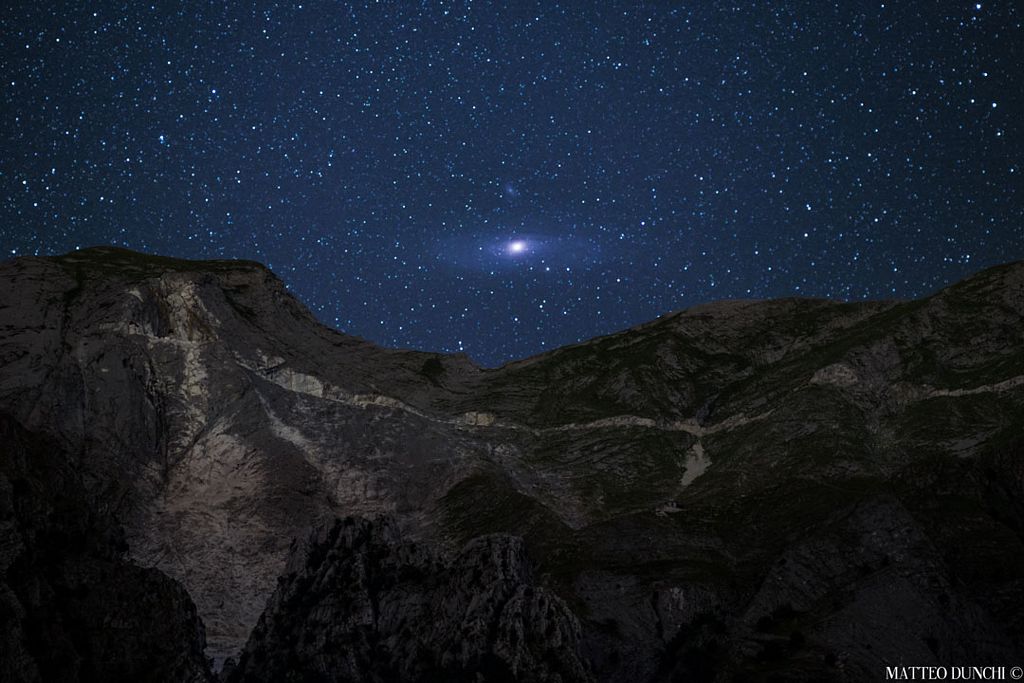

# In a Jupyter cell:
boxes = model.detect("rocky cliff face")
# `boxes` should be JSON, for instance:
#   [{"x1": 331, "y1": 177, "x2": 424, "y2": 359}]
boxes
[
  {"x1": 0, "y1": 413, "x2": 213, "y2": 683},
  {"x1": 226, "y1": 516, "x2": 591, "y2": 683},
  {"x1": 0, "y1": 246, "x2": 1022, "y2": 681}
]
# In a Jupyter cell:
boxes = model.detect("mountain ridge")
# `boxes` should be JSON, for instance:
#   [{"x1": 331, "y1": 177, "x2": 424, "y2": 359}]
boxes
[{"x1": 19, "y1": 245, "x2": 986, "y2": 366}]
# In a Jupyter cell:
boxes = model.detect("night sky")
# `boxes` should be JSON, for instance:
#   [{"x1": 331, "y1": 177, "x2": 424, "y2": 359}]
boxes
[{"x1": 2, "y1": 3, "x2": 1021, "y2": 366}]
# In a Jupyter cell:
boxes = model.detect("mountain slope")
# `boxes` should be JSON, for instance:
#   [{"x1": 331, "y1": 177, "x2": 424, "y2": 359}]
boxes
[{"x1": 0, "y1": 247, "x2": 1021, "y2": 681}]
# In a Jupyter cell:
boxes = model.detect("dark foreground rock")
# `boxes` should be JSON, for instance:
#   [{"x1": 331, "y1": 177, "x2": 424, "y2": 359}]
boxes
[
  {"x1": 0, "y1": 413, "x2": 213, "y2": 683},
  {"x1": 226, "y1": 516, "x2": 592, "y2": 683}
]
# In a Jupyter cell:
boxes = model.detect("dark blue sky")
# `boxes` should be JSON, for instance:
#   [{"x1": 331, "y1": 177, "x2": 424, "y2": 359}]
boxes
[{"x1": 2, "y1": 2, "x2": 1021, "y2": 365}]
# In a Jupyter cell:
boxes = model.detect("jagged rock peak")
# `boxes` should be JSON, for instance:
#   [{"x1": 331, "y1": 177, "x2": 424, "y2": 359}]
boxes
[{"x1": 227, "y1": 516, "x2": 593, "y2": 683}]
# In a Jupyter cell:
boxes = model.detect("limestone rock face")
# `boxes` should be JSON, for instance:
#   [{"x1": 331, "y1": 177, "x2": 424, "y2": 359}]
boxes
[
  {"x1": 1, "y1": 247, "x2": 1023, "y2": 681},
  {"x1": 227, "y1": 516, "x2": 591, "y2": 683}
]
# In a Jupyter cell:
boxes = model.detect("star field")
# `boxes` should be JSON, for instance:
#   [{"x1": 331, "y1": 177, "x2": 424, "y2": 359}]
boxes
[{"x1": 2, "y1": 2, "x2": 1021, "y2": 366}]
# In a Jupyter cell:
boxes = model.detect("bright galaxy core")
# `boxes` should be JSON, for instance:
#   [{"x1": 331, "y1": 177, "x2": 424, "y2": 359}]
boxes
[{"x1": 1, "y1": 2, "x2": 1022, "y2": 365}]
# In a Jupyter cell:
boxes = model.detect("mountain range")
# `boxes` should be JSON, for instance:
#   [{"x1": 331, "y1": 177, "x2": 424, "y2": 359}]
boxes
[{"x1": 1, "y1": 247, "x2": 1021, "y2": 682}]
